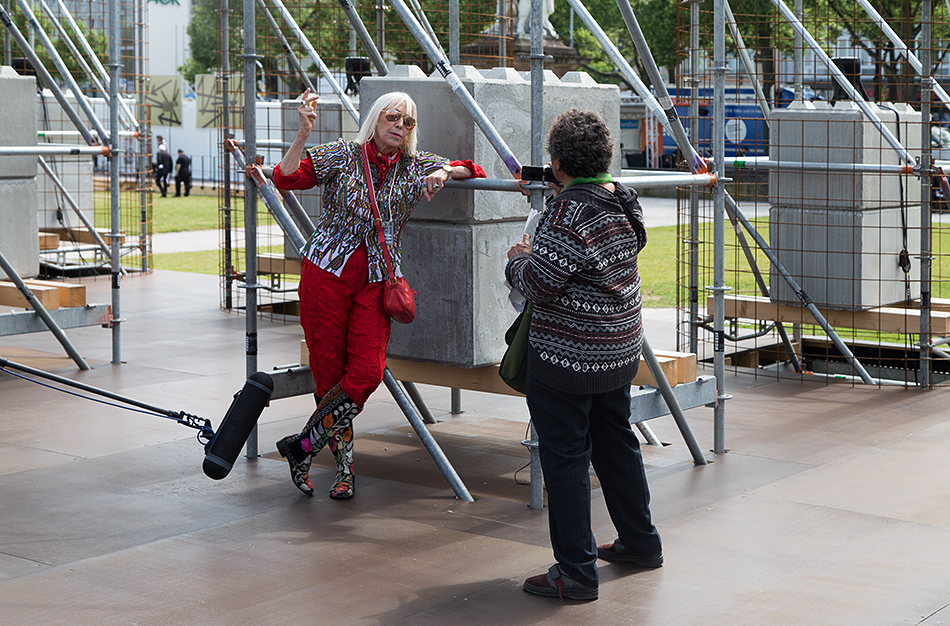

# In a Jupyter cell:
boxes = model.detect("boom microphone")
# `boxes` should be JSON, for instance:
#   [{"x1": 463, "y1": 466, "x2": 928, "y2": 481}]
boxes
[{"x1": 203, "y1": 371, "x2": 274, "y2": 480}]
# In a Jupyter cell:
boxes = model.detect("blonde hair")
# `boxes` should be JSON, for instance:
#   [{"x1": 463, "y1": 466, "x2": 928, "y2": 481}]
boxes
[{"x1": 356, "y1": 92, "x2": 419, "y2": 155}]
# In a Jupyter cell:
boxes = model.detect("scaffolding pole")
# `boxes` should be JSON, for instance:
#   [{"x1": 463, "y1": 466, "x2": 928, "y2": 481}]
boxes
[
  {"x1": 688, "y1": 0, "x2": 700, "y2": 354},
  {"x1": 255, "y1": 0, "x2": 315, "y2": 94},
  {"x1": 108, "y1": 0, "x2": 121, "y2": 364},
  {"x1": 724, "y1": 0, "x2": 770, "y2": 125},
  {"x1": 14, "y1": 0, "x2": 110, "y2": 142},
  {"x1": 389, "y1": 0, "x2": 523, "y2": 177},
  {"x1": 268, "y1": 0, "x2": 360, "y2": 123},
  {"x1": 38, "y1": 156, "x2": 119, "y2": 267},
  {"x1": 712, "y1": 0, "x2": 727, "y2": 453},
  {"x1": 0, "y1": 248, "x2": 89, "y2": 370},
  {"x1": 0, "y1": 3, "x2": 99, "y2": 146},
  {"x1": 338, "y1": 0, "x2": 388, "y2": 76},
  {"x1": 920, "y1": 0, "x2": 935, "y2": 387}
]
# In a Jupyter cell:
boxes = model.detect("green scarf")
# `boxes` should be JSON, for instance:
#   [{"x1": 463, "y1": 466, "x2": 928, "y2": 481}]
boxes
[{"x1": 561, "y1": 172, "x2": 614, "y2": 191}]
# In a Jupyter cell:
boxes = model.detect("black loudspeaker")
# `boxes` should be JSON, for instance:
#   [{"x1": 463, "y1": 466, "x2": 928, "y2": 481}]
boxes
[
  {"x1": 830, "y1": 57, "x2": 870, "y2": 104},
  {"x1": 203, "y1": 371, "x2": 274, "y2": 480},
  {"x1": 345, "y1": 57, "x2": 371, "y2": 95}
]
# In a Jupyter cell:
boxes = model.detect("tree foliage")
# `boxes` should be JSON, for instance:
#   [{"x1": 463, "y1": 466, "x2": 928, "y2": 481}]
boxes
[
  {"x1": 548, "y1": 0, "x2": 678, "y2": 89},
  {"x1": 7, "y1": 9, "x2": 109, "y2": 89},
  {"x1": 180, "y1": 0, "x2": 219, "y2": 83}
]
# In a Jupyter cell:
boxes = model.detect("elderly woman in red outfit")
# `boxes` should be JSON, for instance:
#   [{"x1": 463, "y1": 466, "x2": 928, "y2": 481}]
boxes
[{"x1": 272, "y1": 88, "x2": 484, "y2": 499}]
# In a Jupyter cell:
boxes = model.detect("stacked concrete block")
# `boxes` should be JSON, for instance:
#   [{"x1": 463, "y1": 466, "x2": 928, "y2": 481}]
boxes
[
  {"x1": 0, "y1": 67, "x2": 39, "y2": 278},
  {"x1": 769, "y1": 100, "x2": 921, "y2": 310},
  {"x1": 360, "y1": 65, "x2": 620, "y2": 367},
  {"x1": 34, "y1": 89, "x2": 96, "y2": 231},
  {"x1": 769, "y1": 206, "x2": 919, "y2": 311}
]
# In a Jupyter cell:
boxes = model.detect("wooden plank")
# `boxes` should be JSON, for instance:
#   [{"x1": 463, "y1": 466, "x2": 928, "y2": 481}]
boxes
[
  {"x1": 20, "y1": 279, "x2": 86, "y2": 308},
  {"x1": 305, "y1": 341, "x2": 677, "y2": 393},
  {"x1": 908, "y1": 298, "x2": 950, "y2": 313},
  {"x1": 710, "y1": 294, "x2": 950, "y2": 336},
  {"x1": 0, "y1": 283, "x2": 60, "y2": 310},
  {"x1": 258, "y1": 253, "x2": 301, "y2": 276},
  {"x1": 633, "y1": 355, "x2": 678, "y2": 388},
  {"x1": 41, "y1": 227, "x2": 125, "y2": 246},
  {"x1": 260, "y1": 301, "x2": 300, "y2": 316},
  {"x1": 386, "y1": 358, "x2": 525, "y2": 397},
  {"x1": 39, "y1": 232, "x2": 59, "y2": 250},
  {"x1": 653, "y1": 349, "x2": 697, "y2": 384}
]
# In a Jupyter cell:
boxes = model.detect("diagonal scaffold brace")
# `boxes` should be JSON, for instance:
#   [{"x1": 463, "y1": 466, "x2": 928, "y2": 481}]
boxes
[
  {"x1": 580, "y1": 0, "x2": 882, "y2": 383},
  {"x1": 224, "y1": 140, "x2": 475, "y2": 502}
]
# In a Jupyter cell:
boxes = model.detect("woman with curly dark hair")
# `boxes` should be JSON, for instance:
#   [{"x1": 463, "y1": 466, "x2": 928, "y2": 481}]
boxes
[{"x1": 505, "y1": 108, "x2": 662, "y2": 601}]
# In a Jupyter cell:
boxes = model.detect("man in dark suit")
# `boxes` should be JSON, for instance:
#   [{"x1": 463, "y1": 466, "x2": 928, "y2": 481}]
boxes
[{"x1": 175, "y1": 149, "x2": 192, "y2": 197}]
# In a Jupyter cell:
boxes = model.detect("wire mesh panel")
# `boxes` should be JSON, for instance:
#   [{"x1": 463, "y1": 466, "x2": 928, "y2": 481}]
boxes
[
  {"x1": 675, "y1": 0, "x2": 950, "y2": 387},
  {"x1": 215, "y1": 0, "x2": 514, "y2": 316},
  {"x1": 5, "y1": 0, "x2": 152, "y2": 278}
]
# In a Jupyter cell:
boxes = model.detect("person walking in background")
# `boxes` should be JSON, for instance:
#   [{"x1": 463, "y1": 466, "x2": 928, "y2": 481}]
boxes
[
  {"x1": 175, "y1": 149, "x2": 192, "y2": 197},
  {"x1": 271, "y1": 88, "x2": 484, "y2": 500},
  {"x1": 154, "y1": 144, "x2": 172, "y2": 198},
  {"x1": 506, "y1": 108, "x2": 662, "y2": 601}
]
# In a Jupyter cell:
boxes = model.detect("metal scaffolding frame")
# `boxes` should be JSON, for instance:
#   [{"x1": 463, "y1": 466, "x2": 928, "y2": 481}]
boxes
[
  {"x1": 231, "y1": 0, "x2": 715, "y2": 508},
  {"x1": 0, "y1": 0, "x2": 141, "y2": 367}
]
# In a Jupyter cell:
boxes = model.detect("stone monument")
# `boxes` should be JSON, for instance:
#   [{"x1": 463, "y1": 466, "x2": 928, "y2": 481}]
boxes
[{"x1": 462, "y1": 0, "x2": 584, "y2": 76}]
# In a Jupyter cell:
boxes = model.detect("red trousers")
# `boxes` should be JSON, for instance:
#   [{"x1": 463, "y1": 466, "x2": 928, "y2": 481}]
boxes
[{"x1": 298, "y1": 245, "x2": 391, "y2": 407}]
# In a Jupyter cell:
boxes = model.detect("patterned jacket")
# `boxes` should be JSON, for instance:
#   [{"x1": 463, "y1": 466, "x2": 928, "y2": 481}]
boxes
[
  {"x1": 277, "y1": 138, "x2": 449, "y2": 283},
  {"x1": 505, "y1": 182, "x2": 648, "y2": 395}
]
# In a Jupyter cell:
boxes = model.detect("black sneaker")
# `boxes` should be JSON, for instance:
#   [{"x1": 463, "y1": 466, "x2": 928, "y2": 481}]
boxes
[
  {"x1": 597, "y1": 539, "x2": 663, "y2": 567},
  {"x1": 523, "y1": 564, "x2": 598, "y2": 601}
]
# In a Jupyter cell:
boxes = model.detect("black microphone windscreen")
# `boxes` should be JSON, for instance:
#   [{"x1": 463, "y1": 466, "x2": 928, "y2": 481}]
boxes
[{"x1": 203, "y1": 371, "x2": 274, "y2": 480}]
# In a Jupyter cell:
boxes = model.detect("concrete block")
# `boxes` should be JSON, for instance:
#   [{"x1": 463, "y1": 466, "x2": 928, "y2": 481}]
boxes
[
  {"x1": 769, "y1": 205, "x2": 920, "y2": 311},
  {"x1": 0, "y1": 67, "x2": 38, "y2": 179},
  {"x1": 769, "y1": 100, "x2": 921, "y2": 210},
  {"x1": 35, "y1": 89, "x2": 95, "y2": 229},
  {"x1": 386, "y1": 220, "x2": 526, "y2": 367},
  {"x1": 0, "y1": 178, "x2": 39, "y2": 278},
  {"x1": 360, "y1": 65, "x2": 621, "y2": 223}
]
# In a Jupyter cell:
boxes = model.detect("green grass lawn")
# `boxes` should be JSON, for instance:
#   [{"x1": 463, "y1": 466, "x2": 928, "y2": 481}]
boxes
[
  {"x1": 153, "y1": 246, "x2": 284, "y2": 275},
  {"x1": 146, "y1": 210, "x2": 950, "y2": 311},
  {"x1": 95, "y1": 193, "x2": 275, "y2": 234}
]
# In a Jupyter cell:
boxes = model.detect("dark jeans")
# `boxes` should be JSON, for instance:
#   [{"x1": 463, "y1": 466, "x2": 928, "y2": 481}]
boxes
[
  {"x1": 525, "y1": 370, "x2": 661, "y2": 588},
  {"x1": 155, "y1": 173, "x2": 167, "y2": 196},
  {"x1": 175, "y1": 173, "x2": 191, "y2": 196}
]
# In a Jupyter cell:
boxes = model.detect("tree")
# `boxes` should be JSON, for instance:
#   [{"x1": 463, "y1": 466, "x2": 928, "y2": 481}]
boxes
[
  {"x1": 545, "y1": 0, "x2": 679, "y2": 89},
  {"x1": 179, "y1": 0, "x2": 218, "y2": 83}
]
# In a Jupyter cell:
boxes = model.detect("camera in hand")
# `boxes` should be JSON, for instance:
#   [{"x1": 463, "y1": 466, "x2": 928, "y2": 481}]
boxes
[{"x1": 521, "y1": 165, "x2": 559, "y2": 185}]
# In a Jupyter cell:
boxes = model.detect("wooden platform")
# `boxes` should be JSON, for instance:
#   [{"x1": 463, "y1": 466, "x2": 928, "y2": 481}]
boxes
[
  {"x1": 0, "y1": 282, "x2": 59, "y2": 310},
  {"x1": 301, "y1": 340, "x2": 696, "y2": 394},
  {"x1": 710, "y1": 294, "x2": 950, "y2": 336},
  {"x1": 0, "y1": 280, "x2": 87, "y2": 310},
  {"x1": 258, "y1": 253, "x2": 301, "y2": 276},
  {"x1": 41, "y1": 227, "x2": 125, "y2": 246}
]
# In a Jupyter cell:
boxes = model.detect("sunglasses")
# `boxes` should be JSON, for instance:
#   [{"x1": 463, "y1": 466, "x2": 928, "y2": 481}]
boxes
[{"x1": 383, "y1": 109, "x2": 416, "y2": 130}]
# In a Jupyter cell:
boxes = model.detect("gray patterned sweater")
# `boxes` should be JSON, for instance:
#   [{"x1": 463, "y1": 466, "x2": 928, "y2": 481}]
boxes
[{"x1": 505, "y1": 182, "x2": 647, "y2": 395}]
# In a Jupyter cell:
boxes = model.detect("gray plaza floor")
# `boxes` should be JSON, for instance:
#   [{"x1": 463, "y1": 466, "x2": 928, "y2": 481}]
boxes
[{"x1": 2, "y1": 269, "x2": 950, "y2": 625}]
